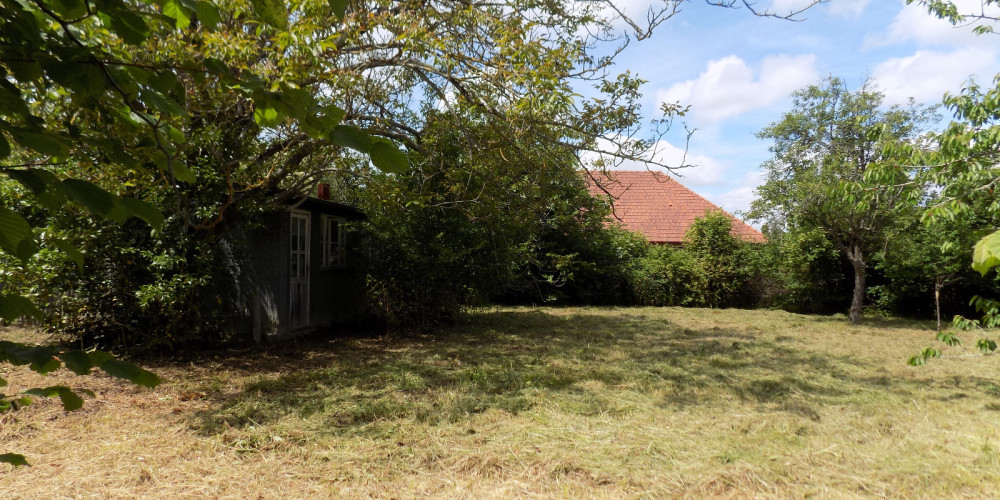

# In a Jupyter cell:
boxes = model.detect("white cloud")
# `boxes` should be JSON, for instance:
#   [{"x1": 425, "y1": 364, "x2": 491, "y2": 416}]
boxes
[
  {"x1": 585, "y1": 138, "x2": 728, "y2": 187},
  {"x1": 708, "y1": 171, "x2": 767, "y2": 217},
  {"x1": 826, "y1": 0, "x2": 872, "y2": 17},
  {"x1": 646, "y1": 141, "x2": 726, "y2": 187},
  {"x1": 769, "y1": 0, "x2": 869, "y2": 17},
  {"x1": 582, "y1": 0, "x2": 678, "y2": 35},
  {"x1": 873, "y1": 47, "x2": 1000, "y2": 105},
  {"x1": 655, "y1": 54, "x2": 819, "y2": 125},
  {"x1": 866, "y1": 0, "x2": 1000, "y2": 48}
]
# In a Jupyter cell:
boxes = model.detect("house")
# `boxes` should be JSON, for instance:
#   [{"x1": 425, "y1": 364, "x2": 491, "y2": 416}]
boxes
[
  {"x1": 585, "y1": 170, "x2": 765, "y2": 245},
  {"x1": 247, "y1": 187, "x2": 366, "y2": 342}
]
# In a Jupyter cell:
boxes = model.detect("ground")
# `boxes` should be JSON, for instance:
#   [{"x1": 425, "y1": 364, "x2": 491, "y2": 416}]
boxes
[{"x1": 2, "y1": 307, "x2": 999, "y2": 498}]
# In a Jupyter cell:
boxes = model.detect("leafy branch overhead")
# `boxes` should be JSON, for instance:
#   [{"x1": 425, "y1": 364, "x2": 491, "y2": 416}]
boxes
[{"x1": 0, "y1": 341, "x2": 160, "y2": 466}]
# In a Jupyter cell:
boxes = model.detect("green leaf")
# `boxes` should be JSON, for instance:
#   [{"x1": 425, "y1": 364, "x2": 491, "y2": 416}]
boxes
[
  {"x1": 0, "y1": 80, "x2": 32, "y2": 118},
  {"x1": 23, "y1": 388, "x2": 58, "y2": 398},
  {"x1": 0, "y1": 295, "x2": 42, "y2": 322},
  {"x1": 163, "y1": 0, "x2": 192, "y2": 29},
  {"x1": 0, "y1": 453, "x2": 29, "y2": 467},
  {"x1": 303, "y1": 104, "x2": 345, "y2": 138},
  {"x1": 203, "y1": 58, "x2": 229, "y2": 76},
  {"x1": 250, "y1": 0, "x2": 288, "y2": 29},
  {"x1": 139, "y1": 88, "x2": 187, "y2": 118},
  {"x1": 105, "y1": 200, "x2": 128, "y2": 224},
  {"x1": 94, "y1": 140, "x2": 141, "y2": 170},
  {"x1": 370, "y1": 139, "x2": 409, "y2": 174},
  {"x1": 171, "y1": 163, "x2": 196, "y2": 184},
  {"x1": 42, "y1": 60, "x2": 108, "y2": 99},
  {"x1": 972, "y1": 230, "x2": 1000, "y2": 275},
  {"x1": 149, "y1": 71, "x2": 183, "y2": 95},
  {"x1": 6, "y1": 169, "x2": 47, "y2": 195},
  {"x1": 0, "y1": 206, "x2": 32, "y2": 254},
  {"x1": 253, "y1": 99, "x2": 282, "y2": 127},
  {"x1": 328, "y1": 0, "x2": 349, "y2": 19},
  {"x1": 8, "y1": 129, "x2": 71, "y2": 158},
  {"x1": 0, "y1": 132, "x2": 9, "y2": 160},
  {"x1": 46, "y1": 0, "x2": 87, "y2": 19},
  {"x1": 106, "y1": 9, "x2": 150, "y2": 45},
  {"x1": 0, "y1": 341, "x2": 57, "y2": 372},
  {"x1": 56, "y1": 387, "x2": 84, "y2": 411},
  {"x1": 331, "y1": 125, "x2": 373, "y2": 153},
  {"x1": 59, "y1": 350, "x2": 93, "y2": 375},
  {"x1": 86, "y1": 351, "x2": 113, "y2": 367},
  {"x1": 14, "y1": 236, "x2": 38, "y2": 262},
  {"x1": 23, "y1": 385, "x2": 86, "y2": 411},
  {"x1": 119, "y1": 197, "x2": 164, "y2": 229},
  {"x1": 194, "y1": 1, "x2": 222, "y2": 29},
  {"x1": 98, "y1": 359, "x2": 161, "y2": 388},
  {"x1": 61, "y1": 179, "x2": 116, "y2": 216}
]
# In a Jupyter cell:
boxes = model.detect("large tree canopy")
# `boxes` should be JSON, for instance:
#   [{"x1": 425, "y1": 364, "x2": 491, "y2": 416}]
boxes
[
  {"x1": 0, "y1": 0, "x2": 672, "y2": 316},
  {"x1": 749, "y1": 77, "x2": 937, "y2": 323}
]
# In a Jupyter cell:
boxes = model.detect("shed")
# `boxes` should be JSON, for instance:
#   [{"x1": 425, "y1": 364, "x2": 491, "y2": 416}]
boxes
[{"x1": 247, "y1": 195, "x2": 366, "y2": 342}]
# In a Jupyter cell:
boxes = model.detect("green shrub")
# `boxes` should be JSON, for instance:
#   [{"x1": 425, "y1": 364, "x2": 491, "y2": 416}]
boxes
[{"x1": 629, "y1": 245, "x2": 705, "y2": 306}]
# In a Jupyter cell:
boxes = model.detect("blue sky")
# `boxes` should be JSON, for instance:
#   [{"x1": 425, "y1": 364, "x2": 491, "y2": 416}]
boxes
[{"x1": 600, "y1": 0, "x2": 1000, "y2": 218}]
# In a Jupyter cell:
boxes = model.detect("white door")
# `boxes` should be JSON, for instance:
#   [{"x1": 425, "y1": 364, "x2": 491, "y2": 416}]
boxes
[{"x1": 289, "y1": 212, "x2": 310, "y2": 329}]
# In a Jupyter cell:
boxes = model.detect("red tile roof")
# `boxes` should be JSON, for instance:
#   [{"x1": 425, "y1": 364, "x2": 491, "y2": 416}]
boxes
[{"x1": 585, "y1": 170, "x2": 765, "y2": 245}]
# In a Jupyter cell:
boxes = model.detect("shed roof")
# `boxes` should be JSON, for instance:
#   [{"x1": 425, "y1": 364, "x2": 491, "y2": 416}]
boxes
[
  {"x1": 585, "y1": 170, "x2": 765, "y2": 245},
  {"x1": 289, "y1": 197, "x2": 367, "y2": 220}
]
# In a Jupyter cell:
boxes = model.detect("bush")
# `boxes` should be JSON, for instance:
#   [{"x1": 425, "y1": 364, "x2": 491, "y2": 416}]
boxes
[
  {"x1": 629, "y1": 245, "x2": 706, "y2": 306},
  {"x1": 765, "y1": 228, "x2": 852, "y2": 314},
  {"x1": 10, "y1": 212, "x2": 253, "y2": 352}
]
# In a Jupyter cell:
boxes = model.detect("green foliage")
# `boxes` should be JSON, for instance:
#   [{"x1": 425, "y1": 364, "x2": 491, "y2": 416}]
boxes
[
  {"x1": 354, "y1": 110, "x2": 621, "y2": 326},
  {"x1": 972, "y1": 231, "x2": 1000, "y2": 275},
  {"x1": 629, "y1": 244, "x2": 706, "y2": 307},
  {"x1": 915, "y1": 73, "x2": 1000, "y2": 359},
  {"x1": 763, "y1": 228, "x2": 851, "y2": 314},
  {"x1": 623, "y1": 212, "x2": 770, "y2": 309},
  {"x1": 908, "y1": 347, "x2": 941, "y2": 366},
  {"x1": 750, "y1": 77, "x2": 937, "y2": 323},
  {"x1": 0, "y1": 340, "x2": 160, "y2": 466},
  {"x1": 683, "y1": 211, "x2": 754, "y2": 308},
  {"x1": 976, "y1": 338, "x2": 997, "y2": 354}
]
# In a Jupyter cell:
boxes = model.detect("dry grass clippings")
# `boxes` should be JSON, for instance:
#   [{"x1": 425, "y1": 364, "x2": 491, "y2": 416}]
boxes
[{"x1": 2, "y1": 307, "x2": 999, "y2": 498}]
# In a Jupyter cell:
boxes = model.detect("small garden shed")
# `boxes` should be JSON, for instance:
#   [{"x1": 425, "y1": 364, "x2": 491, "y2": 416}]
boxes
[{"x1": 247, "y1": 193, "x2": 366, "y2": 342}]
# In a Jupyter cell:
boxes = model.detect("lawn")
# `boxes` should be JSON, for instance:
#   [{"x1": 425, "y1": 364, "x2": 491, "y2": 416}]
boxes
[{"x1": 2, "y1": 307, "x2": 1000, "y2": 498}]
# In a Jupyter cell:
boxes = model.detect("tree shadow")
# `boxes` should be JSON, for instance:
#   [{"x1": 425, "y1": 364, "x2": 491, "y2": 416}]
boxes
[{"x1": 181, "y1": 309, "x2": 999, "y2": 439}]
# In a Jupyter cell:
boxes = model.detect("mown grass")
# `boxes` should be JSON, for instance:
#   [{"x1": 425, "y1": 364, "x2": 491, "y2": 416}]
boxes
[{"x1": 2, "y1": 307, "x2": 1000, "y2": 498}]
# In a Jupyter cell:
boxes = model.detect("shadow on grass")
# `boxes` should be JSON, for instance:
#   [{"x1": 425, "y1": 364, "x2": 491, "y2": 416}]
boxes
[{"x1": 184, "y1": 309, "x2": 1000, "y2": 441}]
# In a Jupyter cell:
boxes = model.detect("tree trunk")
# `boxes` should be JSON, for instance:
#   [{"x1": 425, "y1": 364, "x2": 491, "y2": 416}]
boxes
[
  {"x1": 848, "y1": 249, "x2": 866, "y2": 324},
  {"x1": 935, "y1": 280, "x2": 943, "y2": 332}
]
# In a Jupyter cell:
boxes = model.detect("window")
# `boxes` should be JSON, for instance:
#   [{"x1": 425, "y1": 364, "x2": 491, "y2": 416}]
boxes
[{"x1": 321, "y1": 215, "x2": 346, "y2": 268}]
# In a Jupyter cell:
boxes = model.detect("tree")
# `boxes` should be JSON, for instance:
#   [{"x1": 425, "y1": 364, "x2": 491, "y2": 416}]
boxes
[
  {"x1": 749, "y1": 77, "x2": 937, "y2": 323},
  {"x1": 885, "y1": 0, "x2": 1000, "y2": 363}
]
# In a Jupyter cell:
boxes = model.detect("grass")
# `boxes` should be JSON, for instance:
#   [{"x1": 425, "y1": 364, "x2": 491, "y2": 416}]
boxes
[{"x1": 2, "y1": 306, "x2": 1000, "y2": 498}]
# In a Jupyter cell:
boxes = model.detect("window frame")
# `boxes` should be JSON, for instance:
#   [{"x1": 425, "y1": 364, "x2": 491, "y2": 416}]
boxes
[{"x1": 320, "y1": 214, "x2": 347, "y2": 269}]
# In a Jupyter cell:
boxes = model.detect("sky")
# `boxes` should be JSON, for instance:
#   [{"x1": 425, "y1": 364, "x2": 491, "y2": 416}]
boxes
[{"x1": 598, "y1": 0, "x2": 1000, "y2": 219}]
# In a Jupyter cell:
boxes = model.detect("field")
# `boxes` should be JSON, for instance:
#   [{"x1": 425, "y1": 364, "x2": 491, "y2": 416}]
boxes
[{"x1": 2, "y1": 307, "x2": 1000, "y2": 498}]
